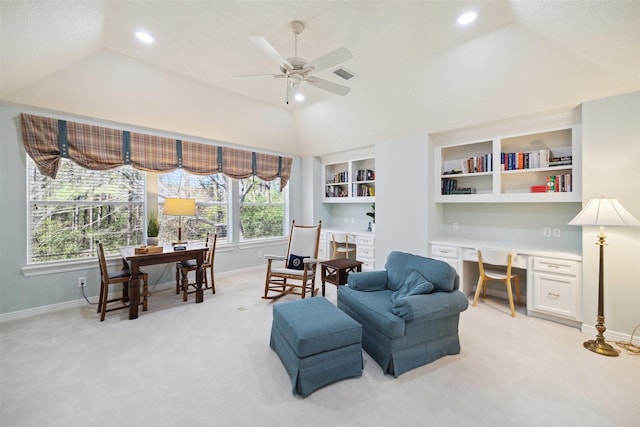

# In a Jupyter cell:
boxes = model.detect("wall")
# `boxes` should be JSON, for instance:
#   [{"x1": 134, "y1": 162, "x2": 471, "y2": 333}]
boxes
[
  {"x1": 0, "y1": 103, "x2": 300, "y2": 317},
  {"x1": 581, "y1": 91, "x2": 640, "y2": 336},
  {"x1": 375, "y1": 133, "x2": 431, "y2": 267}
]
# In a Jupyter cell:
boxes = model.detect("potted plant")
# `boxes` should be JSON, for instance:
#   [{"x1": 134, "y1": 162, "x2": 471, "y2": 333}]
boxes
[
  {"x1": 366, "y1": 203, "x2": 375, "y2": 232},
  {"x1": 147, "y1": 209, "x2": 160, "y2": 246}
]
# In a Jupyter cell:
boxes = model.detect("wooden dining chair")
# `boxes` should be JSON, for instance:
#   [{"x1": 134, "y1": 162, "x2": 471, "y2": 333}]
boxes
[
  {"x1": 331, "y1": 232, "x2": 356, "y2": 260},
  {"x1": 176, "y1": 233, "x2": 217, "y2": 300},
  {"x1": 472, "y1": 248, "x2": 522, "y2": 317},
  {"x1": 96, "y1": 241, "x2": 148, "y2": 321}
]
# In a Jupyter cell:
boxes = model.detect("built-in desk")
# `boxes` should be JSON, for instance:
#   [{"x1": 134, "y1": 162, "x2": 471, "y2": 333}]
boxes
[
  {"x1": 319, "y1": 228, "x2": 375, "y2": 271},
  {"x1": 430, "y1": 238, "x2": 582, "y2": 327}
]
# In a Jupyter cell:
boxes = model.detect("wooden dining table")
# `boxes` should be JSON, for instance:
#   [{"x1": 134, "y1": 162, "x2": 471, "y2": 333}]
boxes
[{"x1": 119, "y1": 244, "x2": 209, "y2": 319}]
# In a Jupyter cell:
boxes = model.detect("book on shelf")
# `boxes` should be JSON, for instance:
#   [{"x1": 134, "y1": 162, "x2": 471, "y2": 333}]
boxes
[
  {"x1": 460, "y1": 153, "x2": 492, "y2": 174},
  {"x1": 546, "y1": 173, "x2": 572, "y2": 192},
  {"x1": 355, "y1": 169, "x2": 375, "y2": 181},
  {"x1": 441, "y1": 178, "x2": 477, "y2": 195}
]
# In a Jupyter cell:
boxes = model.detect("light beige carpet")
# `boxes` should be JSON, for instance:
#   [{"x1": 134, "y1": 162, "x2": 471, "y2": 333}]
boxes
[{"x1": 1, "y1": 268, "x2": 638, "y2": 427}]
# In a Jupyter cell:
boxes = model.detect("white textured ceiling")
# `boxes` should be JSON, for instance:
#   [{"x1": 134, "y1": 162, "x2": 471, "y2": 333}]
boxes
[{"x1": 1, "y1": 1, "x2": 638, "y2": 155}]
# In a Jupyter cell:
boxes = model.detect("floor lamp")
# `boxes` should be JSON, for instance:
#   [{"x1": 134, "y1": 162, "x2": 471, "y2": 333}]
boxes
[
  {"x1": 163, "y1": 198, "x2": 196, "y2": 245},
  {"x1": 568, "y1": 196, "x2": 639, "y2": 357}
]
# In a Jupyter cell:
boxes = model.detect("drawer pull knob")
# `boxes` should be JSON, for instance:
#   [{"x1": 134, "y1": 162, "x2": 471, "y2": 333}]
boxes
[
  {"x1": 548, "y1": 264, "x2": 560, "y2": 269},
  {"x1": 548, "y1": 292, "x2": 560, "y2": 298}
]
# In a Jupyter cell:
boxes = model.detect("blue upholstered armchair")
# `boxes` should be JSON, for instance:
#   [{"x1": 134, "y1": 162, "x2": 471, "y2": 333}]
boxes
[{"x1": 337, "y1": 251, "x2": 468, "y2": 377}]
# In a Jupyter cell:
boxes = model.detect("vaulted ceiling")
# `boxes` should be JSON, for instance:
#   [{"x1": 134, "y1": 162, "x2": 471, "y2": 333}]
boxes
[{"x1": 1, "y1": 1, "x2": 638, "y2": 156}]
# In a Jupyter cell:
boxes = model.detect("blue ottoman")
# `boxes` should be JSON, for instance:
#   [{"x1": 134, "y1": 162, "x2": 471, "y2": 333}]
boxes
[{"x1": 270, "y1": 297, "x2": 363, "y2": 397}]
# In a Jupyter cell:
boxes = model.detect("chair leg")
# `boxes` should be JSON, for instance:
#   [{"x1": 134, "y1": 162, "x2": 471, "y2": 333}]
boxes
[
  {"x1": 97, "y1": 281, "x2": 104, "y2": 314},
  {"x1": 209, "y1": 267, "x2": 215, "y2": 294},
  {"x1": 514, "y1": 275, "x2": 522, "y2": 306},
  {"x1": 182, "y1": 268, "x2": 189, "y2": 302},
  {"x1": 99, "y1": 283, "x2": 109, "y2": 321},
  {"x1": 505, "y1": 278, "x2": 516, "y2": 317},
  {"x1": 472, "y1": 276, "x2": 484, "y2": 306}
]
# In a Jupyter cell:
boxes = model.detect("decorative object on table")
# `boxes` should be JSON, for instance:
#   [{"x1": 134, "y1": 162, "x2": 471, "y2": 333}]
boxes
[
  {"x1": 147, "y1": 209, "x2": 160, "y2": 246},
  {"x1": 263, "y1": 220, "x2": 321, "y2": 299},
  {"x1": 163, "y1": 197, "x2": 196, "y2": 245},
  {"x1": 134, "y1": 245, "x2": 164, "y2": 255},
  {"x1": 568, "y1": 196, "x2": 639, "y2": 357},
  {"x1": 337, "y1": 251, "x2": 468, "y2": 377}
]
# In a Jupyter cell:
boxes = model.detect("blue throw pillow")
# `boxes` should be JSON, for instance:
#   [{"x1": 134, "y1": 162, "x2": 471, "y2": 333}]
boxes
[
  {"x1": 287, "y1": 254, "x2": 308, "y2": 270},
  {"x1": 390, "y1": 270, "x2": 434, "y2": 304}
]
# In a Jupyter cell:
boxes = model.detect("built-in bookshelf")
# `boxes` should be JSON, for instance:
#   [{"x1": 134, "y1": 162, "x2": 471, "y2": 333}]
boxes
[
  {"x1": 435, "y1": 126, "x2": 581, "y2": 203},
  {"x1": 323, "y1": 157, "x2": 375, "y2": 203}
]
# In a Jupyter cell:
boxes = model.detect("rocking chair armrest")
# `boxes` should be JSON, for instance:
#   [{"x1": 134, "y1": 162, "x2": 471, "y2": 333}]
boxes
[
  {"x1": 264, "y1": 254, "x2": 286, "y2": 261},
  {"x1": 302, "y1": 258, "x2": 319, "y2": 265}
]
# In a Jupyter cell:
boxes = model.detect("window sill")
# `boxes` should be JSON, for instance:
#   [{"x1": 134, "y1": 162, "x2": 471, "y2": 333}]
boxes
[
  {"x1": 238, "y1": 237, "x2": 288, "y2": 250},
  {"x1": 21, "y1": 255, "x2": 122, "y2": 277}
]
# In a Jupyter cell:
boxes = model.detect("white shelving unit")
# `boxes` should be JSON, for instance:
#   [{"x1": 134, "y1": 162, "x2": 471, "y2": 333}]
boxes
[
  {"x1": 323, "y1": 156, "x2": 375, "y2": 203},
  {"x1": 435, "y1": 126, "x2": 581, "y2": 203}
]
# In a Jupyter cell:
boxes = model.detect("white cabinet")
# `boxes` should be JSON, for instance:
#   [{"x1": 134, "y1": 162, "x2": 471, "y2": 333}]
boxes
[
  {"x1": 431, "y1": 244, "x2": 461, "y2": 273},
  {"x1": 529, "y1": 256, "x2": 582, "y2": 322},
  {"x1": 354, "y1": 234, "x2": 375, "y2": 271},
  {"x1": 435, "y1": 126, "x2": 581, "y2": 203},
  {"x1": 320, "y1": 229, "x2": 375, "y2": 271},
  {"x1": 323, "y1": 157, "x2": 375, "y2": 203}
]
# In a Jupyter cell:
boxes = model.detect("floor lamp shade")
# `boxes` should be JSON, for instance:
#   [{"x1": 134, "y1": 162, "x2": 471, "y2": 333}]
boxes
[
  {"x1": 163, "y1": 198, "x2": 196, "y2": 243},
  {"x1": 568, "y1": 196, "x2": 639, "y2": 357}
]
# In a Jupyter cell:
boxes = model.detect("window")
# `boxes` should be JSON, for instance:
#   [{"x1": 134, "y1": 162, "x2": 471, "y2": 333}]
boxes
[
  {"x1": 27, "y1": 157, "x2": 145, "y2": 263},
  {"x1": 157, "y1": 170, "x2": 230, "y2": 244},
  {"x1": 239, "y1": 176, "x2": 288, "y2": 241}
]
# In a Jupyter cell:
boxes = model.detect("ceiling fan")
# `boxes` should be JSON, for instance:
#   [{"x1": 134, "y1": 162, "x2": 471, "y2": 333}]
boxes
[{"x1": 234, "y1": 21, "x2": 353, "y2": 104}]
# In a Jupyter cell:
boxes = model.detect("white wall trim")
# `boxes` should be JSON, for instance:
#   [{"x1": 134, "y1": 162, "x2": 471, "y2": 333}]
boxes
[
  {"x1": 0, "y1": 265, "x2": 263, "y2": 323},
  {"x1": 581, "y1": 324, "x2": 640, "y2": 347}
]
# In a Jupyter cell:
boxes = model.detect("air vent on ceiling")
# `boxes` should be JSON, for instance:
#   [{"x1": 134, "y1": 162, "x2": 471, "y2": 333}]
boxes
[{"x1": 333, "y1": 67, "x2": 356, "y2": 81}]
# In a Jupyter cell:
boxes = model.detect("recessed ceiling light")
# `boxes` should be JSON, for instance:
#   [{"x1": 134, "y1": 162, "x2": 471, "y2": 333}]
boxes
[
  {"x1": 295, "y1": 93, "x2": 305, "y2": 102},
  {"x1": 135, "y1": 31, "x2": 154, "y2": 44},
  {"x1": 457, "y1": 11, "x2": 477, "y2": 26}
]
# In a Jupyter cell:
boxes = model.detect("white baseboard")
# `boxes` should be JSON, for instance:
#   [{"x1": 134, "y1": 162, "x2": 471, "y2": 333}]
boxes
[
  {"x1": 0, "y1": 265, "x2": 264, "y2": 323},
  {"x1": 581, "y1": 324, "x2": 640, "y2": 346}
]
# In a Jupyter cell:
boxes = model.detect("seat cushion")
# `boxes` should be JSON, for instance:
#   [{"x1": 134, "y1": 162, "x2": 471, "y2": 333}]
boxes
[
  {"x1": 337, "y1": 287, "x2": 405, "y2": 339},
  {"x1": 272, "y1": 297, "x2": 362, "y2": 358}
]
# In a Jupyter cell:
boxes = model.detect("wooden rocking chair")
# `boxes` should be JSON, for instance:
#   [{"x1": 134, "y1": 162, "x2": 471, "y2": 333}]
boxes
[{"x1": 262, "y1": 220, "x2": 322, "y2": 299}]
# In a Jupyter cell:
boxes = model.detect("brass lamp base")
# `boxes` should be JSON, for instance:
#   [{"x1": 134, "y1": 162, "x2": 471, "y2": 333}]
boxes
[{"x1": 583, "y1": 338, "x2": 619, "y2": 357}]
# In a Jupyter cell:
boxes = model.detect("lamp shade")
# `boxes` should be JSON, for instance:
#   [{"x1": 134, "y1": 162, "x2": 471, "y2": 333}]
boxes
[
  {"x1": 163, "y1": 198, "x2": 196, "y2": 216},
  {"x1": 568, "y1": 196, "x2": 639, "y2": 227}
]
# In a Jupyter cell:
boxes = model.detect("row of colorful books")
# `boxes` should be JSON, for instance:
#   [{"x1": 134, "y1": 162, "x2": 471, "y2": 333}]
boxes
[
  {"x1": 501, "y1": 149, "x2": 572, "y2": 171},
  {"x1": 327, "y1": 171, "x2": 348, "y2": 184},
  {"x1": 460, "y1": 154, "x2": 493, "y2": 174},
  {"x1": 353, "y1": 184, "x2": 375, "y2": 197}
]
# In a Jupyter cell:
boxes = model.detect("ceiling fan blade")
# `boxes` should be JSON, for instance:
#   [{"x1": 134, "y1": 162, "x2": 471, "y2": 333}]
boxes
[
  {"x1": 249, "y1": 36, "x2": 291, "y2": 68},
  {"x1": 232, "y1": 73, "x2": 284, "y2": 80},
  {"x1": 306, "y1": 47, "x2": 352, "y2": 73},
  {"x1": 305, "y1": 77, "x2": 350, "y2": 96}
]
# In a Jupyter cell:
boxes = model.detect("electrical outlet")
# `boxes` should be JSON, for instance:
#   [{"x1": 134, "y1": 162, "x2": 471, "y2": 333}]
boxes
[
  {"x1": 78, "y1": 276, "x2": 86, "y2": 288},
  {"x1": 257, "y1": 250, "x2": 263, "y2": 258},
  {"x1": 543, "y1": 227, "x2": 551, "y2": 237},
  {"x1": 344, "y1": 216, "x2": 349, "y2": 223},
  {"x1": 351, "y1": 217, "x2": 355, "y2": 223},
  {"x1": 452, "y1": 222, "x2": 459, "y2": 231},
  {"x1": 553, "y1": 228, "x2": 561, "y2": 238}
]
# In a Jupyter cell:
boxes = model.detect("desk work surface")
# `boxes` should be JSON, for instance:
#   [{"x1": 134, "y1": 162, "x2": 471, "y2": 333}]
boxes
[{"x1": 429, "y1": 237, "x2": 581, "y2": 261}]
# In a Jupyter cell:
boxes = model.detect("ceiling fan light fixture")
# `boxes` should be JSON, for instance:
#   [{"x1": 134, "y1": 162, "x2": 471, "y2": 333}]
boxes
[
  {"x1": 295, "y1": 93, "x2": 305, "y2": 102},
  {"x1": 135, "y1": 31, "x2": 154, "y2": 44},
  {"x1": 457, "y1": 11, "x2": 477, "y2": 26}
]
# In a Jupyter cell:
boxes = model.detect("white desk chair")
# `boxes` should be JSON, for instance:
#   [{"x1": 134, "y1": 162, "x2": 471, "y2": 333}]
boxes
[
  {"x1": 331, "y1": 232, "x2": 356, "y2": 260},
  {"x1": 473, "y1": 248, "x2": 522, "y2": 317}
]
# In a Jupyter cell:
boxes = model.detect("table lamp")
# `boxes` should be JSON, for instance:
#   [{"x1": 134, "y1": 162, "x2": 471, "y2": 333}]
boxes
[
  {"x1": 568, "y1": 196, "x2": 639, "y2": 357},
  {"x1": 163, "y1": 197, "x2": 196, "y2": 245}
]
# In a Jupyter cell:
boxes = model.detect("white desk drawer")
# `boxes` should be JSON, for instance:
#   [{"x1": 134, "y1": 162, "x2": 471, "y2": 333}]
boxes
[
  {"x1": 431, "y1": 245, "x2": 459, "y2": 259},
  {"x1": 533, "y1": 273, "x2": 578, "y2": 318},
  {"x1": 357, "y1": 247, "x2": 374, "y2": 259},
  {"x1": 355, "y1": 235, "x2": 374, "y2": 247},
  {"x1": 534, "y1": 257, "x2": 579, "y2": 276}
]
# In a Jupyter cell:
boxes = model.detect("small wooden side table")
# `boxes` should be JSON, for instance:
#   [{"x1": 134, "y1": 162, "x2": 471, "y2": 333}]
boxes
[{"x1": 320, "y1": 258, "x2": 364, "y2": 296}]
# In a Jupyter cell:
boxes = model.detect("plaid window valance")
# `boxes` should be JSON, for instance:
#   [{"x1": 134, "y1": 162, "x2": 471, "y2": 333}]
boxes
[{"x1": 21, "y1": 113, "x2": 292, "y2": 188}]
